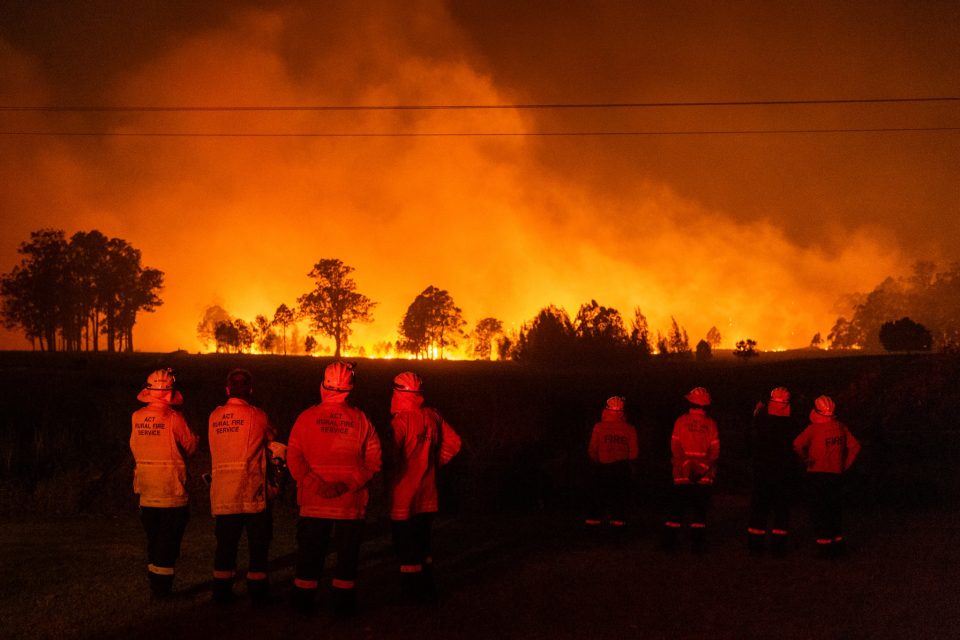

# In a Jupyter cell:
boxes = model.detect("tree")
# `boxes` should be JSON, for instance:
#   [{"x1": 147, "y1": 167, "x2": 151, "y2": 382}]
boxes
[
  {"x1": 810, "y1": 332, "x2": 823, "y2": 349},
  {"x1": 471, "y1": 317, "x2": 504, "y2": 360},
  {"x1": 575, "y1": 300, "x2": 627, "y2": 344},
  {"x1": 234, "y1": 319, "x2": 254, "y2": 353},
  {"x1": 252, "y1": 314, "x2": 277, "y2": 353},
  {"x1": 879, "y1": 317, "x2": 933, "y2": 351},
  {"x1": 696, "y1": 339, "x2": 712, "y2": 361},
  {"x1": 828, "y1": 317, "x2": 862, "y2": 350},
  {"x1": 667, "y1": 317, "x2": 692, "y2": 356},
  {"x1": 705, "y1": 326, "x2": 722, "y2": 349},
  {"x1": 271, "y1": 303, "x2": 296, "y2": 355},
  {"x1": 629, "y1": 307, "x2": 652, "y2": 359},
  {"x1": 0, "y1": 229, "x2": 69, "y2": 351},
  {"x1": 298, "y1": 259, "x2": 376, "y2": 358},
  {"x1": 214, "y1": 320, "x2": 239, "y2": 352},
  {"x1": 734, "y1": 339, "x2": 759, "y2": 358},
  {"x1": 304, "y1": 335, "x2": 317, "y2": 355},
  {"x1": 512, "y1": 305, "x2": 577, "y2": 365},
  {"x1": 197, "y1": 305, "x2": 232, "y2": 350},
  {"x1": 397, "y1": 286, "x2": 466, "y2": 359}
]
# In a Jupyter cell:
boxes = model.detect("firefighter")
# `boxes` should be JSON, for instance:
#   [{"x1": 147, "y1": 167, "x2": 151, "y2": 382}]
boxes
[
  {"x1": 794, "y1": 395, "x2": 861, "y2": 558},
  {"x1": 747, "y1": 387, "x2": 803, "y2": 556},
  {"x1": 130, "y1": 368, "x2": 198, "y2": 597},
  {"x1": 389, "y1": 371, "x2": 462, "y2": 603},
  {"x1": 585, "y1": 396, "x2": 638, "y2": 529},
  {"x1": 287, "y1": 362, "x2": 382, "y2": 616},
  {"x1": 207, "y1": 369, "x2": 276, "y2": 605},
  {"x1": 661, "y1": 387, "x2": 719, "y2": 553}
]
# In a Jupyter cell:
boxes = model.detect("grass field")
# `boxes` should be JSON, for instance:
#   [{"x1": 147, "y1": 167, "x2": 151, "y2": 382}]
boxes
[{"x1": 1, "y1": 351, "x2": 959, "y2": 638}]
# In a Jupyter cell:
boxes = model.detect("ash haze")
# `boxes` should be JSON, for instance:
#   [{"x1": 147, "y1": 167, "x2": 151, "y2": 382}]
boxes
[{"x1": 1, "y1": 1, "x2": 958, "y2": 354}]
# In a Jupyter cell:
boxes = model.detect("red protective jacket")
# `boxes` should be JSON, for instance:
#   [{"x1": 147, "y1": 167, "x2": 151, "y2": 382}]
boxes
[
  {"x1": 389, "y1": 392, "x2": 462, "y2": 520},
  {"x1": 671, "y1": 408, "x2": 720, "y2": 485},
  {"x1": 208, "y1": 397, "x2": 275, "y2": 515},
  {"x1": 793, "y1": 413, "x2": 860, "y2": 474},
  {"x1": 287, "y1": 390, "x2": 382, "y2": 519},
  {"x1": 588, "y1": 409, "x2": 639, "y2": 464},
  {"x1": 130, "y1": 402, "x2": 198, "y2": 507}
]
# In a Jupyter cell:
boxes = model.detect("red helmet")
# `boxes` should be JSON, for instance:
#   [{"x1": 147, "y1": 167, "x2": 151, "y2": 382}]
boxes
[
  {"x1": 685, "y1": 387, "x2": 711, "y2": 407},
  {"x1": 605, "y1": 396, "x2": 625, "y2": 412},
  {"x1": 393, "y1": 372, "x2": 423, "y2": 393},
  {"x1": 145, "y1": 368, "x2": 176, "y2": 390},
  {"x1": 814, "y1": 395, "x2": 835, "y2": 417},
  {"x1": 322, "y1": 361, "x2": 355, "y2": 392},
  {"x1": 770, "y1": 387, "x2": 791, "y2": 404}
]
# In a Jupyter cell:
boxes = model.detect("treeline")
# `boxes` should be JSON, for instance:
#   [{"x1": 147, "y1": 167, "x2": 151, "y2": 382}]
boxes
[
  {"x1": 205, "y1": 257, "x2": 739, "y2": 364},
  {"x1": 1, "y1": 230, "x2": 163, "y2": 352},
  {"x1": 827, "y1": 262, "x2": 960, "y2": 352}
]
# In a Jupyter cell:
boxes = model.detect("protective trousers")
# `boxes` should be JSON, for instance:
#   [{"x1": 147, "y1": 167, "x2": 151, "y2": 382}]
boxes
[
  {"x1": 587, "y1": 461, "x2": 631, "y2": 525},
  {"x1": 293, "y1": 518, "x2": 364, "y2": 615},
  {"x1": 213, "y1": 509, "x2": 273, "y2": 602},
  {"x1": 140, "y1": 506, "x2": 189, "y2": 596},
  {"x1": 748, "y1": 476, "x2": 793, "y2": 553},
  {"x1": 392, "y1": 514, "x2": 436, "y2": 602},
  {"x1": 662, "y1": 484, "x2": 711, "y2": 551},
  {"x1": 807, "y1": 472, "x2": 845, "y2": 553}
]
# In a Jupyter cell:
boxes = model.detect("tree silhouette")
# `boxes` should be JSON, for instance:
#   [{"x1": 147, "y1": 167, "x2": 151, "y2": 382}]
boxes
[
  {"x1": 271, "y1": 303, "x2": 296, "y2": 355},
  {"x1": 197, "y1": 305, "x2": 231, "y2": 350},
  {"x1": 214, "y1": 320, "x2": 238, "y2": 352},
  {"x1": 706, "y1": 326, "x2": 722, "y2": 349},
  {"x1": 696, "y1": 339, "x2": 712, "y2": 360},
  {"x1": 1, "y1": 229, "x2": 162, "y2": 352},
  {"x1": 398, "y1": 286, "x2": 466, "y2": 359},
  {"x1": 630, "y1": 307, "x2": 652, "y2": 359},
  {"x1": 252, "y1": 314, "x2": 277, "y2": 353},
  {"x1": 298, "y1": 259, "x2": 375, "y2": 358},
  {"x1": 471, "y1": 317, "x2": 504, "y2": 360},
  {"x1": 734, "y1": 339, "x2": 759, "y2": 358},
  {"x1": 879, "y1": 317, "x2": 932, "y2": 351},
  {"x1": 512, "y1": 305, "x2": 577, "y2": 365},
  {"x1": 810, "y1": 332, "x2": 823, "y2": 349},
  {"x1": 667, "y1": 317, "x2": 692, "y2": 356}
]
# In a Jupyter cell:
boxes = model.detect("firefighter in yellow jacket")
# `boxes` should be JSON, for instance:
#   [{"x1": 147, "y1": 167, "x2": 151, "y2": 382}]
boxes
[
  {"x1": 389, "y1": 372, "x2": 462, "y2": 603},
  {"x1": 208, "y1": 369, "x2": 276, "y2": 605},
  {"x1": 287, "y1": 361, "x2": 382, "y2": 616},
  {"x1": 130, "y1": 368, "x2": 198, "y2": 597},
  {"x1": 661, "y1": 387, "x2": 719, "y2": 553}
]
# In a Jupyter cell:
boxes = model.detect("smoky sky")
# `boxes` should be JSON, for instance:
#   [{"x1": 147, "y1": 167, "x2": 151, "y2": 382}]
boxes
[{"x1": 1, "y1": 0, "x2": 958, "y2": 352}]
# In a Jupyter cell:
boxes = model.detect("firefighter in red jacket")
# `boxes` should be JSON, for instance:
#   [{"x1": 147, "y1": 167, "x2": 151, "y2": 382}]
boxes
[
  {"x1": 585, "y1": 396, "x2": 638, "y2": 528},
  {"x1": 208, "y1": 369, "x2": 276, "y2": 605},
  {"x1": 747, "y1": 387, "x2": 804, "y2": 556},
  {"x1": 130, "y1": 368, "x2": 198, "y2": 597},
  {"x1": 661, "y1": 387, "x2": 719, "y2": 553},
  {"x1": 287, "y1": 362, "x2": 382, "y2": 616},
  {"x1": 389, "y1": 371, "x2": 462, "y2": 603},
  {"x1": 794, "y1": 395, "x2": 861, "y2": 557}
]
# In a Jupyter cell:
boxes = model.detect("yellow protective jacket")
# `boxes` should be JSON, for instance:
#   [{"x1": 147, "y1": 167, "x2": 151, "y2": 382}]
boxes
[
  {"x1": 130, "y1": 402, "x2": 198, "y2": 507},
  {"x1": 208, "y1": 397, "x2": 275, "y2": 515},
  {"x1": 287, "y1": 390, "x2": 382, "y2": 519}
]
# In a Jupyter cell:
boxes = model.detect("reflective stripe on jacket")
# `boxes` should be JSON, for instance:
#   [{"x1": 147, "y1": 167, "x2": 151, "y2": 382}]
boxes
[
  {"x1": 671, "y1": 408, "x2": 720, "y2": 485},
  {"x1": 588, "y1": 409, "x2": 639, "y2": 464},
  {"x1": 389, "y1": 392, "x2": 462, "y2": 520},
  {"x1": 130, "y1": 403, "x2": 198, "y2": 507},
  {"x1": 287, "y1": 394, "x2": 382, "y2": 519},
  {"x1": 793, "y1": 416, "x2": 860, "y2": 474},
  {"x1": 208, "y1": 397, "x2": 275, "y2": 515}
]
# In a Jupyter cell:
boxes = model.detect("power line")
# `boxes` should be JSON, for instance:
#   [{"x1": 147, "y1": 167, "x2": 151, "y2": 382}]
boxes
[
  {"x1": 2, "y1": 97, "x2": 959, "y2": 112},
  {"x1": 1, "y1": 126, "x2": 959, "y2": 138}
]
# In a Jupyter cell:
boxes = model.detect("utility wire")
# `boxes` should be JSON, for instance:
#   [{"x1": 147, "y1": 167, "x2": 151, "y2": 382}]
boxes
[
  {"x1": 1, "y1": 126, "x2": 959, "y2": 138},
  {"x1": 2, "y1": 97, "x2": 959, "y2": 112}
]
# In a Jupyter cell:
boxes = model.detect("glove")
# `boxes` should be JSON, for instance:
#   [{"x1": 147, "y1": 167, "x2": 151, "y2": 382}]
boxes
[{"x1": 319, "y1": 481, "x2": 349, "y2": 499}]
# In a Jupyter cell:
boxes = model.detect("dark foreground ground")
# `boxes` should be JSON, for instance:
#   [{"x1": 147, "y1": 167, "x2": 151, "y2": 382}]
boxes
[{"x1": 4, "y1": 496, "x2": 959, "y2": 640}]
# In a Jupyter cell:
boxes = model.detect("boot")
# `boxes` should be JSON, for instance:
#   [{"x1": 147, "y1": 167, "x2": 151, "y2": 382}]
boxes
[
  {"x1": 331, "y1": 587, "x2": 357, "y2": 619},
  {"x1": 747, "y1": 531, "x2": 766, "y2": 555},
  {"x1": 691, "y1": 527, "x2": 707, "y2": 554},
  {"x1": 247, "y1": 578, "x2": 270, "y2": 607},
  {"x1": 400, "y1": 571, "x2": 420, "y2": 604},
  {"x1": 212, "y1": 577, "x2": 234, "y2": 605},
  {"x1": 419, "y1": 564, "x2": 437, "y2": 604},
  {"x1": 658, "y1": 525, "x2": 679, "y2": 552},
  {"x1": 291, "y1": 586, "x2": 316, "y2": 615},
  {"x1": 770, "y1": 534, "x2": 788, "y2": 557},
  {"x1": 149, "y1": 572, "x2": 173, "y2": 598}
]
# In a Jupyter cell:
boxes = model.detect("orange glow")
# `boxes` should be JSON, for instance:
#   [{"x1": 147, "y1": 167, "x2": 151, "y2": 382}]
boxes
[{"x1": 2, "y1": 2, "x2": 950, "y2": 356}]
